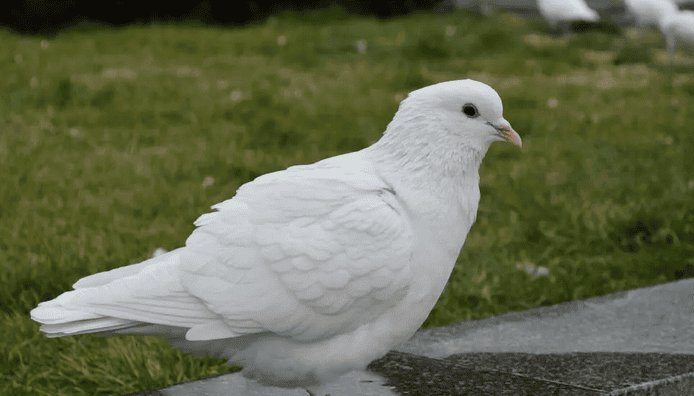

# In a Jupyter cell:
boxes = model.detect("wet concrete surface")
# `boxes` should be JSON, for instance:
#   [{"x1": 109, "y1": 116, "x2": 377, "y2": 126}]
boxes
[{"x1": 369, "y1": 351, "x2": 694, "y2": 395}]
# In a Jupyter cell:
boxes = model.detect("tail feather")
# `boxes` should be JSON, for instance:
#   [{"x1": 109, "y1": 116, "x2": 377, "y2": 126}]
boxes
[
  {"x1": 30, "y1": 246, "x2": 223, "y2": 340},
  {"x1": 31, "y1": 302, "x2": 141, "y2": 337},
  {"x1": 32, "y1": 301, "x2": 101, "y2": 324},
  {"x1": 39, "y1": 317, "x2": 140, "y2": 338},
  {"x1": 32, "y1": 300, "x2": 196, "y2": 339},
  {"x1": 31, "y1": 249, "x2": 185, "y2": 337}
]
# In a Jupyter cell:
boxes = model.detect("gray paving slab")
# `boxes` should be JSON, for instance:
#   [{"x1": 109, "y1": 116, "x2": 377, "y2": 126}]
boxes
[{"x1": 394, "y1": 277, "x2": 694, "y2": 357}]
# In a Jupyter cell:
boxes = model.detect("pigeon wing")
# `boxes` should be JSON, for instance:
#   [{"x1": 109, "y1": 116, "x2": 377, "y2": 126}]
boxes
[
  {"x1": 32, "y1": 153, "x2": 415, "y2": 342},
  {"x1": 181, "y1": 155, "x2": 415, "y2": 342}
]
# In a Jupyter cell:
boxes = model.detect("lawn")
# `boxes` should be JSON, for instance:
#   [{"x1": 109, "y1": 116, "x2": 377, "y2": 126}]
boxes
[{"x1": 2, "y1": 7, "x2": 693, "y2": 395}]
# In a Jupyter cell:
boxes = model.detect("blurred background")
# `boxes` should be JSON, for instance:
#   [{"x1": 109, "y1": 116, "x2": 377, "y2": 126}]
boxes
[
  {"x1": 4, "y1": 0, "x2": 694, "y2": 35},
  {"x1": 6, "y1": 0, "x2": 444, "y2": 35},
  {"x1": 2, "y1": 0, "x2": 694, "y2": 394}
]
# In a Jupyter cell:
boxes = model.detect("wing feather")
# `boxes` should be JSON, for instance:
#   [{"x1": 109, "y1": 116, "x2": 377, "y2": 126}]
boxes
[{"x1": 71, "y1": 248, "x2": 182, "y2": 289}]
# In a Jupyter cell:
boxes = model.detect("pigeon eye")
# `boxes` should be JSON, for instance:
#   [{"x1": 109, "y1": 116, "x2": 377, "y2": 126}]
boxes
[{"x1": 462, "y1": 103, "x2": 479, "y2": 118}]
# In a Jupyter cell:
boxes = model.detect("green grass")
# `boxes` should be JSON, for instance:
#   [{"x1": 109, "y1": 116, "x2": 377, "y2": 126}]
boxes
[{"x1": 2, "y1": 8, "x2": 694, "y2": 395}]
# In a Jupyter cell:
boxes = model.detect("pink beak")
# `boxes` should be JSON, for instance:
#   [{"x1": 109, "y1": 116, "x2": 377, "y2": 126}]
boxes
[{"x1": 489, "y1": 120, "x2": 522, "y2": 147}]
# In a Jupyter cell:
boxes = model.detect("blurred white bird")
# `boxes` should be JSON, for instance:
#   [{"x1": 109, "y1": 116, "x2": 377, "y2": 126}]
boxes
[
  {"x1": 31, "y1": 79, "x2": 521, "y2": 395},
  {"x1": 660, "y1": 10, "x2": 694, "y2": 58},
  {"x1": 623, "y1": 0, "x2": 678, "y2": 28},
  {"x1": 537, "y1": 0, "x2": 600, "y2": 33},
  {"x1": 152, "y1": 247, "x2": 168, "y2": 258}
]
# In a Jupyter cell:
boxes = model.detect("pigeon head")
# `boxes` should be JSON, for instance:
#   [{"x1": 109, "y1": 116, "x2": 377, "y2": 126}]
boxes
[
  {"x1": 375, "y1": 79, "x2": 521, "y2": 177},
  {"x1": 405, "y1": 79, "x2": 521, "y2": 150}
]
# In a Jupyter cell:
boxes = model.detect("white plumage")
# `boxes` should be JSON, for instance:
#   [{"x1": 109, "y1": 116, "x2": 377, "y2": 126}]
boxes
[
  {"x1": 623, "y1": 0, "x2": 679, "y2": 28},
  {"x1": 660, "y1": 10, "x2": 694, "y2": 56},
  {"x1": 31, "y1": 79, "x2": 521, "y2": 395},
  {"x1": 537, "y1": 0, "x2": 600, "y2": 30}
]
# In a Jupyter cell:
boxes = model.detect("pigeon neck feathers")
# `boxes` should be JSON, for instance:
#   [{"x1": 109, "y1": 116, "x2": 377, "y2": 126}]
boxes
[
  {"x1": 369, "y1": 110, "x2": 485, "y2": 196},
  {"x1": 367, "y1": 79, "x2": 508, "y2": 190}
]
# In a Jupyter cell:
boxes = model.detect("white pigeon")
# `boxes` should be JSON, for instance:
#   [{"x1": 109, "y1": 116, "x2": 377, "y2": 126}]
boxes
[
  {"x1": 31, "y1": 79, "x2": 521, "y2": 395},
  {"x1": 660, "y1": 10, "x2": 694, "y2": 57},
  {"x1": 537, "y1": 0, "x2": 600, "y2": 32},
  {"x1": 623, "y1": 0, "x2": 679, "y2": 28}
]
